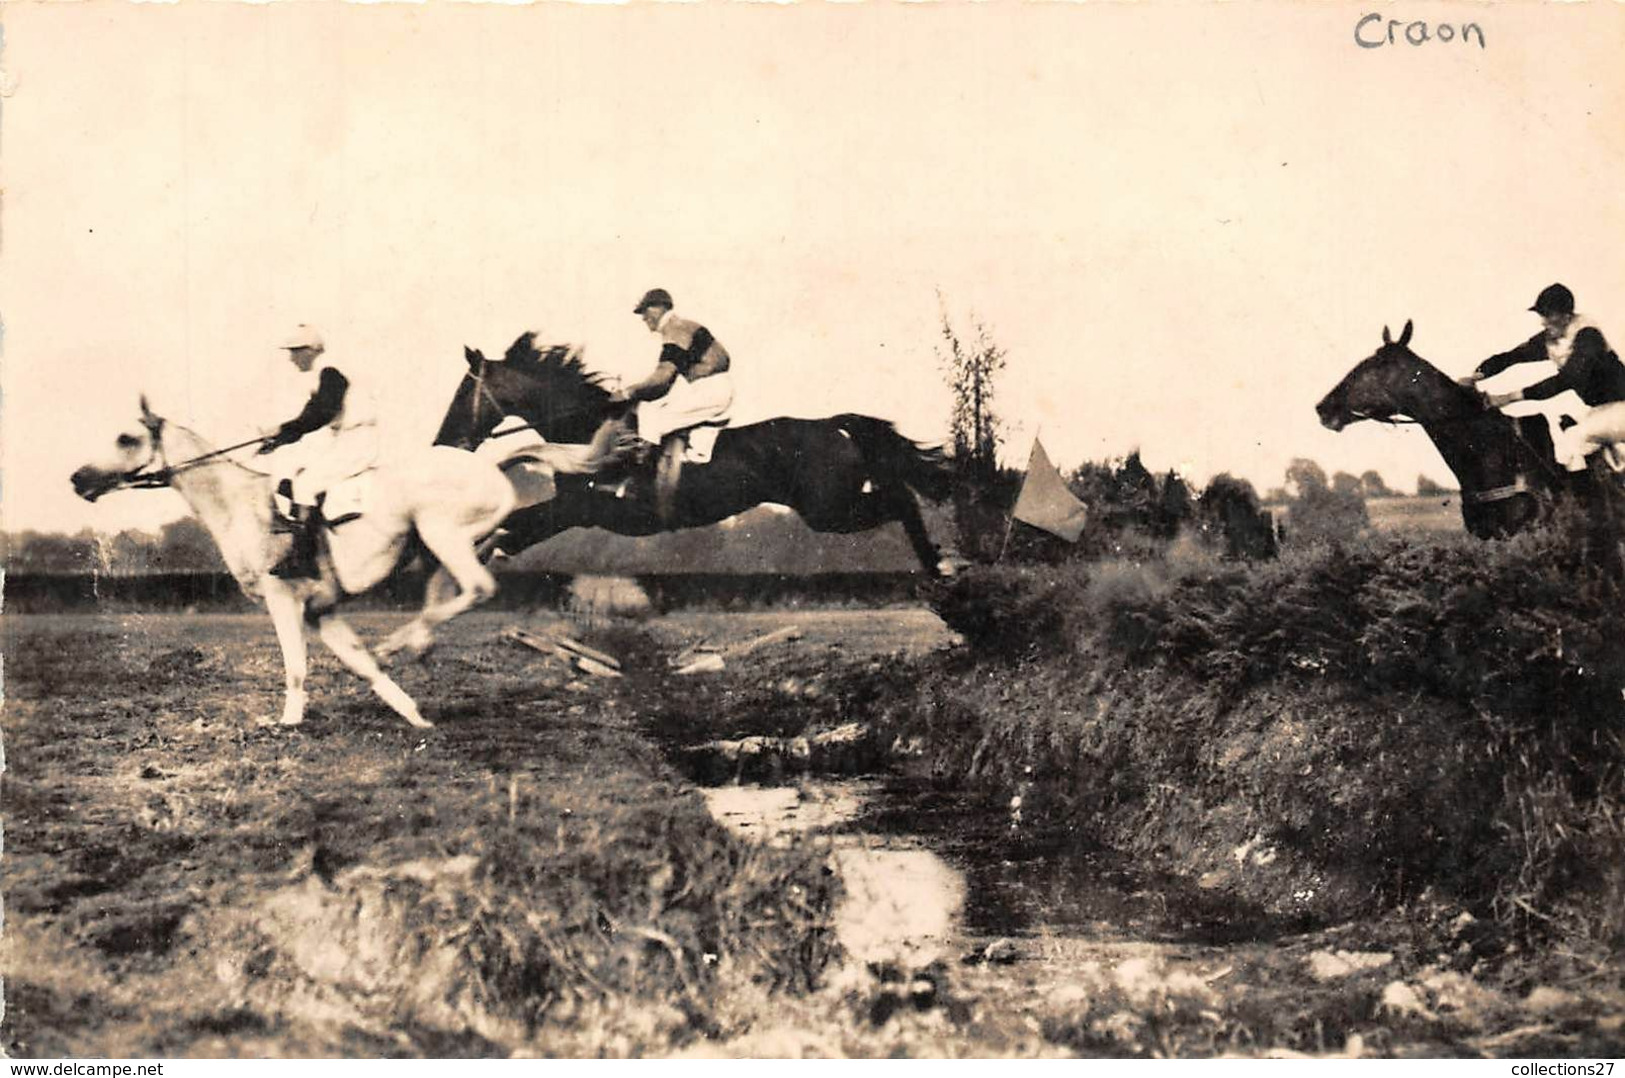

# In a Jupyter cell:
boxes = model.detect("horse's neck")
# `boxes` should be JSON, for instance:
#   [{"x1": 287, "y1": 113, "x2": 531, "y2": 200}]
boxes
[
  {"x1": 1414, "y1": 399, "x2": 1518, "y2": 490},
  {"x1": 1366, "y1": 356, "x2": 1494, "y2": 487},
  {"x1": 512, "y1": 384, "x2": 607, "y2": 443},
  {"x1": 162, "y1": 427, "x2": 271, "y2": 553},
  {"x1": 1416, "y1": 418, "x2": 1488, "y2": 487}
]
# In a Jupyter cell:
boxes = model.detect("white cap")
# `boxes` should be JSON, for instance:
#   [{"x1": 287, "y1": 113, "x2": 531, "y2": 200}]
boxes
[{"x1": 280, "y1": 324, "x2": 325, "y2": 352}]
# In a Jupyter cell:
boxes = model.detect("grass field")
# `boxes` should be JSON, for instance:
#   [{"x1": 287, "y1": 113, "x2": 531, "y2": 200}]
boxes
[
  {"x1": 1365, "y1": 494, "x2": 1463, "y2": 535},
  {"x1": 0, "y1": 610, "x2": 848, "y2": 1057}
]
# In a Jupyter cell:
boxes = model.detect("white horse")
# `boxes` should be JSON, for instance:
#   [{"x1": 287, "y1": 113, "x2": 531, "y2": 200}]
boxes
[{"x1": 71, "y1": 397, "x2": 518, "y2": 729}]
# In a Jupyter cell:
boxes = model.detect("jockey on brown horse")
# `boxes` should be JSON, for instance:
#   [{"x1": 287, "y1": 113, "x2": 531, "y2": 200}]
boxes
[
  {"x1": 585, "y1": 289, "x2": 736, "y2": 523},
  {"x1": 1458, "y1": 283, "x2": 1625, "y2": 471}
]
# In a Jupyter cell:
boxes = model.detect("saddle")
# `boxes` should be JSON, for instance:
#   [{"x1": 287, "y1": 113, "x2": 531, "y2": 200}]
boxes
[
  {"x1": 274, "y1": 472, "x2": 372, "y2": 528},
  {"x1": 269, "y1": 473, "x2": 373, "y2": 580},
  {"x1": 597, "y1": 420, "x2": 727, "y2": 523}
]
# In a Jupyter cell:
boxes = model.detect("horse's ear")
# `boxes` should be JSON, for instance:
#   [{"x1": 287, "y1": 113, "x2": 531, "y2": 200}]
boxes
[
  {"x1": 1398, "y1": 320, "x2": 1413, "y2": 347},
  {"x1": 1382, "y1": 325, "x2": 1393, "y2": 346},
  {"x1": 464, "y1": 346, "x2": 483, "y2": 370},
  {"x1": 139, "y1": 394, "x2": 154, "y2": 419}
]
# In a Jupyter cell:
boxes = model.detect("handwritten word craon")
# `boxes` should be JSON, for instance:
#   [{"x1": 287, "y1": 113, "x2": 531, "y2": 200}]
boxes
[{"x1": 1355, "y1": 14, "x2": 1486, "y2": 48}]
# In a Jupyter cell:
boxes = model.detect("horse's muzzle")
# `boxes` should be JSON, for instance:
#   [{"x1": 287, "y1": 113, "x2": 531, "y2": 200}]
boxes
[
  {"x1": 70, "y1": 466, "x2": 116, "y2": 502},
  {"x1": 1315, "y1": 392, "x2": 1352, "y2": 432}
]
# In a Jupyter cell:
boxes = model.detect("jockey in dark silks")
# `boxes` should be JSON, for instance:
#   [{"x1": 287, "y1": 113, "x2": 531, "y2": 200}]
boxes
[
  {"x1": 257, "y1": 324, "x2": 379, "y2": 578},
  {"x1": 1460, "y1": 283, "x2": 1625, "y2": 411},
  {"x1": 590, "y1": 288, "x2": 735, "y2": 521}
]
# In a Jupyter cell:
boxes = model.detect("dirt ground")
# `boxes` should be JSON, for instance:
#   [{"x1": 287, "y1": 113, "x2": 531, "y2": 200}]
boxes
[
  {"x1": 2, "y1": 609, "x2": 818, "y2": 1057},
  {"x1": 3, "y1": 606, "x2": 1621, "y2": 1058}
]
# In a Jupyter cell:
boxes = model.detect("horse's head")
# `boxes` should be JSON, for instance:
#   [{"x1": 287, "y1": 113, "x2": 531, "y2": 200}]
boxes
[
  {"x1": 71, "y1": 396, "x2": 167, "y2": 501},
  {"x1": 1316, "y1": 321, "x2": 1476, "y2": 431},
  {"x1": 434, "y1": 332, "x2": 614, "y2": 449}
]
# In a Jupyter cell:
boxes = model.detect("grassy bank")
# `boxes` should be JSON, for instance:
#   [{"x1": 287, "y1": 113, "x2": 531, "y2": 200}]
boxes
[{"x1": 897, "y1": 516, "x2": 1625, "y2": 960}]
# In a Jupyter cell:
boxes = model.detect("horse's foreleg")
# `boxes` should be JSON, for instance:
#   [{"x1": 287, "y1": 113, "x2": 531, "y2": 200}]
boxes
[
  {"x1": 888, "y1": 489, "x2": 956, "y2": 577},
  {"x1": 314, "y1": 613, "x2": 433, "y2": 729},
  {"x1": 263, "y1": 582, "x2": 310, "y2": 726}
]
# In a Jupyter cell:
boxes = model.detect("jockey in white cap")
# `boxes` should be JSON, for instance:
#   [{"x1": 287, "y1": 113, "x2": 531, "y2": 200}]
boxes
[{"x1": 257, "y1": 324, "x2": 380, "y2": 577}]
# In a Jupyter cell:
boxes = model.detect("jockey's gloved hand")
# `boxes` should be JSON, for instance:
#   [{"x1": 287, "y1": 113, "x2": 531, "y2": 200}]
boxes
[
  {"x1": 257, "y1": 435, "x2": 286, "y2": 455},
  {"x1": 1455, "y1": 374, "x2": 1482, "y2": 388}
]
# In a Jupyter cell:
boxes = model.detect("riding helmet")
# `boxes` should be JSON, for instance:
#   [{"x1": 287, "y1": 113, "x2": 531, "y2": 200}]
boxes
[
  {"x1": 1530, "y1": 283, "x2": 1575, "y2": 317},
  {"x1": 634, "y1": 288, "x2": 674, "y2": 314},
  {"x1": 281, "y1": 324, "x2": 326, "y2": 352}
]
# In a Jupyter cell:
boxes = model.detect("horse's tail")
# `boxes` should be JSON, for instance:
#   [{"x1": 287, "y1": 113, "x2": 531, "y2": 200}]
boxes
[{"x1": 832, "y1": 414, "x2": 954, "y2": 502}]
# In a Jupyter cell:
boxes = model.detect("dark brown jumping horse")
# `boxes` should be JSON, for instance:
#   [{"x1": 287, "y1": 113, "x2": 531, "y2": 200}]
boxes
[
  {"x1": 1316, "y1": 321, "x2": 1587, "y2": 538},
  {"x1": 434, "y1": 332, "x2": 958, "y2": 574}
]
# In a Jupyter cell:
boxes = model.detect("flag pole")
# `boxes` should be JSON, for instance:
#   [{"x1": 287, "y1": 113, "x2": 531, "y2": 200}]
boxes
[{"x1": 995, "y1": 508, "x2": 1018, "y2": 563}]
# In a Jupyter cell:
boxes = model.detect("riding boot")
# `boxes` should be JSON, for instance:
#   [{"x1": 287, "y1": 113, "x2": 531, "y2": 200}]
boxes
[
  {"x1": 270, "y1": 498, "x2": 324, "y2": 580},
  {"x1": 655, "y1": 435, "x2": 684, "y2": 525},
  {"x1": 269, "y1": 478, "x2": 300, "y2": 534}
]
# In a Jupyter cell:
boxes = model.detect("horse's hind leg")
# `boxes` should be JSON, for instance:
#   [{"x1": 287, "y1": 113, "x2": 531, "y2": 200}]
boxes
[
  {"x1": 802, "y1": 486, "x2": 954, "y2": 577},
  {"x1": 314, "y1": 612, "x2": 432, "y2": 729},
  {"x1": 379, "y1": 531, "x2": 507, "y2": 661},
  {"x1": 379, "y1": 563, "x2": 457, "y2": 660},
  {"x1": 393, "y1": 523, "x2": 502, "y2": 648}
]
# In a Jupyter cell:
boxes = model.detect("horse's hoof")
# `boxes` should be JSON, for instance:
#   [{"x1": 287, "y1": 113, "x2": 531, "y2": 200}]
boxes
[
  {"x1": 404, "y1": 714, "x2": 435, "y2": 730},
  {"x1": 383, "y1": 624, "x2": 434, "y2": 662},
  {"x1": 384, "y1": 642, "x2": 435, "y2": 666}
]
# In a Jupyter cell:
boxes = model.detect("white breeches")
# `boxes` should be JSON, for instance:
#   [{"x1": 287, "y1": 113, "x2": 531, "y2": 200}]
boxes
[
  {"x1": 1553, "y1": 402, "x2": 1625, "y2": 473},
  {"x1": 270, "y1": 425, "x2": 381, "y2": 503},
  {"x1": 635, "y1": 372, "x2": 735, "y2": 444}
]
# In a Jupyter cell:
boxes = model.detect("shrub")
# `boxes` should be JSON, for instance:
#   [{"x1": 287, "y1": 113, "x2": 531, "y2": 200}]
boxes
[{"x1": 921, "y1": 511, "x2": 1625, "y2": 950}]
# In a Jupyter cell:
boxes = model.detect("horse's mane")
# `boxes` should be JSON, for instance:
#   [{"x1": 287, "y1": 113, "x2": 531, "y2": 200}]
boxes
[
  {"x1": 452, "y1": 332, "x2": 617, "y2": 446},
  {"x1": 501, "y1": 332, "x2": 611, "y2": 393}
]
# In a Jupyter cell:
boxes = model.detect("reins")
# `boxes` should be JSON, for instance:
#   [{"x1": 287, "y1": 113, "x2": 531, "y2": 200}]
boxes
[{"x1": 117, "y1": 419, "x2": 271, "y2": 492}]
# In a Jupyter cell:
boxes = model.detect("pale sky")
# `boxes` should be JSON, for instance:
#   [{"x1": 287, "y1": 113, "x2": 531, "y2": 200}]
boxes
[{"x1": 4, "y1": 0, "x2": 1624, "y2": 536}]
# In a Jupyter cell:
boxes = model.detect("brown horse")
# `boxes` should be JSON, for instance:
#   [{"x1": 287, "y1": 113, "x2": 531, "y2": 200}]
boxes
[
  {"x1": 433, "y1": 332, "x2": 959, "y2": 575},
  {"x1": 1316, "y1": 321, "x2": 1581, "y2": 539}
]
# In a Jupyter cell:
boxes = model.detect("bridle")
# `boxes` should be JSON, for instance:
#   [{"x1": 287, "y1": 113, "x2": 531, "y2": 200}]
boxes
[
  {"x1": 458, "y1": 357, "x2": 614, "y2": 448},
  {"x1": 108, "y1": 415, "x2": 269, "y2": 492},
  {"x1": 1347, "y1": 409, "x2": 1423, "y2": 427}
]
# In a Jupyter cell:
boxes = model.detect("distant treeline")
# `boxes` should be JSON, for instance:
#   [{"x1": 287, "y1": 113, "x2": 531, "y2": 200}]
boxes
[
  {"x1": 1, "y1": 506, "x2": 925, "y2": 577},
  {"x1": 0, "y1": 570, "x2": 928, "y2": 615}
]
